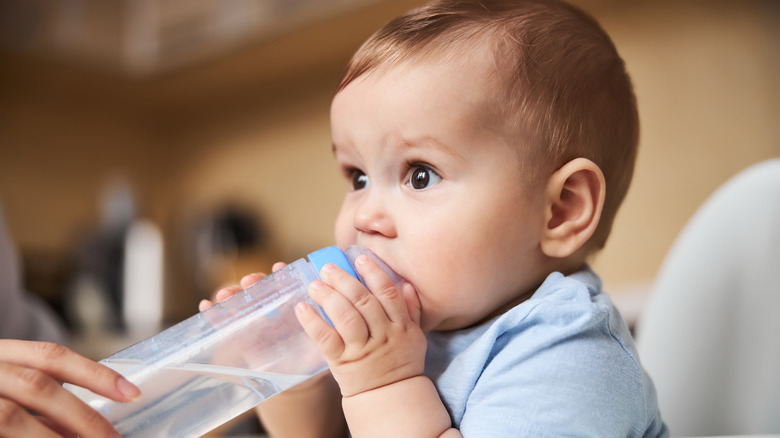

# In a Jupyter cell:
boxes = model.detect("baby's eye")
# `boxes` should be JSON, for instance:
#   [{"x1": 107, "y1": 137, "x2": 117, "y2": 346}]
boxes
[
  {"x1": 407, "y1": 165, "x2": 442, "y2": 190},
  {"x1": 350, "y1": 169, "x2": 370, "y2": 190}
]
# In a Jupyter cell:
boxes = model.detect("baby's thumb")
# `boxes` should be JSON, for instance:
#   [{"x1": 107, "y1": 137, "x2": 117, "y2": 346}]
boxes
[{"x1": 402, "y1": 283, "x2": 422, "y2": 326}]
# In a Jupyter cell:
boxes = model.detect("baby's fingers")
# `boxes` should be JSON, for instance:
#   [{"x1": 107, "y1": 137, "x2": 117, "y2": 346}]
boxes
[
  {"x1": 238, "y1": 263, "x2": 286, "y2": 289},
  {"x1": 295, "y1": 300, "x2": 345, "y2": 360},
  {"x1": 402, "y1": 283, "x2": 422, "y2": 326},
  {"x1": 199, "y1": 284, "x2": 241, "y2": 311},
  {"x1": 199, "y1": 264, "x2": 282, "y2": 312},
  {"x1": 239, "y1": 272, "x2": 267, "y2": 289},
  {"x1": 354, "y1": 255, "x2": 411, "y2": 324}
]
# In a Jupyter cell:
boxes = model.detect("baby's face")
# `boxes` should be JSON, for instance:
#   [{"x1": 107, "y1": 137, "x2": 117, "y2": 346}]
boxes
[{"x1": 331, "y1": 55, "x2": 549, "y2": 332}]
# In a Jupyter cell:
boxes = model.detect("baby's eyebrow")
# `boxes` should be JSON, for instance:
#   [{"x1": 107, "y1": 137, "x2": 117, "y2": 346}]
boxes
[
  {"x1": 332, "y1": 141, "x2": 359, "y2": 163},
  {"x1": 400, "y1": 135, "x2": 466, "y2": 161},
  {"x1": 331, "y1": 135, "x2": 466, "y2": 162},
  {"x1": 332, "y1": 142, "x2": 352, "y2": 157}
]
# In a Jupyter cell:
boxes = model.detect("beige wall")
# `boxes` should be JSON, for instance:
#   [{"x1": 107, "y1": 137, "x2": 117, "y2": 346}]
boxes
[
  {"x1": 589, "y1": 0, "x2": 780, "y2": 291},
  {"x1": 1, "y1": 0, "x2": 778, "y2": 320}
]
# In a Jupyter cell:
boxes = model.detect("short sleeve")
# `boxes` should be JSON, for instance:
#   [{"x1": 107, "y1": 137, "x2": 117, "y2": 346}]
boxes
[{"x1": 458, "y1": 290, "x2": 650, "y2": 437}]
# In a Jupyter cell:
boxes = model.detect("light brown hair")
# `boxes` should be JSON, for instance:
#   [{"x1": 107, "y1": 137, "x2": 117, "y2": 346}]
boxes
[{"x1": 338, "y1": 0, "x2": 638, "y2": 250}]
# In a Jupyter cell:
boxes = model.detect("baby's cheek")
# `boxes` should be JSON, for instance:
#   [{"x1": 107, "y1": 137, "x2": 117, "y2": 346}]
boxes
[
  {"x1": 334, "y1": 209, "x2": 357, "y2": 248},
  {"x1": 334, "y1": 229, "x2": 357, "y2": 250}
]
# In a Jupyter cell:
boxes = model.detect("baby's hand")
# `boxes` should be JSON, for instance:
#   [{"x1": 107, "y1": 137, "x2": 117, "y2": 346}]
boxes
[
  {"x1": 198, "y1": 262, "x2": 287, "y2": 311},
  {"x1": 295, "y1": 254, "x2": 425, "y2": 397},
  {"x1": 198, "y1": 261, "x2": 329, "y2": 374}
]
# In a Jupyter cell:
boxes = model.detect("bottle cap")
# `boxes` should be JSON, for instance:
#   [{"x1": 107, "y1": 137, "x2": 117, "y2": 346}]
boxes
[{"x1": 307, "y1": 246, "x2": 358, "y2": 280}]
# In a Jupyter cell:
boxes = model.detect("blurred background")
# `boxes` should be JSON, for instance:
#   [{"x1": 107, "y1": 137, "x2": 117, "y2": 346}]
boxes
[{"x1": 0, "y1": 0, "x2": 778, "y2": 428}]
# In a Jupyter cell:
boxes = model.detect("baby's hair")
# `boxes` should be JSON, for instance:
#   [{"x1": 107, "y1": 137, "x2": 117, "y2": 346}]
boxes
[{"x1": 338, "y1": 0, "x2": 638, "y2": 250}]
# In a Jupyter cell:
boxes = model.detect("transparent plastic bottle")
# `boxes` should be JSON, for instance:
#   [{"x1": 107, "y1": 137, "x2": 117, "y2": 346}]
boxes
[{"x1": 65, "y1": 246, "x2": 401, "y2": 438}]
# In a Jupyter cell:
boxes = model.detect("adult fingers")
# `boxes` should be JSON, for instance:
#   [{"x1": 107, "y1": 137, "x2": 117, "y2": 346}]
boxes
[
  {"x1": 0, "y1": 398, "x2": 64, "y2": 438},
  {"x1": 35, "y1": 416, "x2": 80, "y2": 438},
  {"x1": 0, "y1": 362, "x2": 120, "y2": 438},
  {"x1": 0, "y1": 341, "x2": 139, "y2": 403}
]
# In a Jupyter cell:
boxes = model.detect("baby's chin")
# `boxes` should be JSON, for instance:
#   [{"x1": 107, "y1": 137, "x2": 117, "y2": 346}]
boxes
[
  {"x1": 390, "y1": 275, "x2": 450, "y2": 332},
  {"x1": 424, "y1": 311, "x2": 495, "y2": 332}
]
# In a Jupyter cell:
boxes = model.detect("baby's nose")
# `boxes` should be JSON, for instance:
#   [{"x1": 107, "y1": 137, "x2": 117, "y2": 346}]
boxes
[{"x1": 353, "y1": 193, "x2": 396, "y2": 238}]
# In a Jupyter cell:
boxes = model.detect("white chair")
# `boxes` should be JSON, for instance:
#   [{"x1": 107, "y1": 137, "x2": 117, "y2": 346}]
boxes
[{"x1": 635, "y1": 159, "x2": 780, "y2": 437}]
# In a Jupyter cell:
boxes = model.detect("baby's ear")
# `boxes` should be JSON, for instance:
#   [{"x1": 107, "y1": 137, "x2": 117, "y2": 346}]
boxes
[{"x1": 540, "y1": 158, "x2": 605, "y2": 258}]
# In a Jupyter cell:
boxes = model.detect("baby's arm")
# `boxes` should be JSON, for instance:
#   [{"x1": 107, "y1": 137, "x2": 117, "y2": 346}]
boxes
[
  {"x1": 255, "y1": 370, "x2": 347, "y2": 438},
  {"x1": 296, "y1": 255, "x2": 462, "y2": 438}
]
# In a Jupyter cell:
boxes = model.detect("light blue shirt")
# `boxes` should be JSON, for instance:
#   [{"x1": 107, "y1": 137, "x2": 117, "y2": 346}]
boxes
[{"x1": 425, "y1": 267, "x2": 668, "y2": 437}]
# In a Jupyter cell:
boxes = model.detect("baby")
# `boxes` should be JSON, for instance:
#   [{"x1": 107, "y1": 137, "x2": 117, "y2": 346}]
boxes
[{"x1": 209, "y1": 0, "x2": 668, "y2": 436}]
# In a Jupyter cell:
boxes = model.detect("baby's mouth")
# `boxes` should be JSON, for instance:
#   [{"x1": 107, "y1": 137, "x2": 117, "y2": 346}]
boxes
[{"x1": 345, "y1": 245, "x2": 406, "y2": 290}]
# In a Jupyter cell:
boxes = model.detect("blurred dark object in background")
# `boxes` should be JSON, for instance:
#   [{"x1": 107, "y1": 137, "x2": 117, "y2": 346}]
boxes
[{"x1": 188, "y1": 203, "x2": 269, "y2": 304}]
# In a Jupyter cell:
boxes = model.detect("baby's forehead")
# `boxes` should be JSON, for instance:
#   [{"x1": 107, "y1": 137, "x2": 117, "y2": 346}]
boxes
[
  {"x1": 367, "y1": 41, "x2": 505, "y2": 96},
  {"x1": 354, "y1": 55, "x2": 503, "y2": 121},
  {"x1": 332, "y1": 53, "x2": 514, "y2": 141}
]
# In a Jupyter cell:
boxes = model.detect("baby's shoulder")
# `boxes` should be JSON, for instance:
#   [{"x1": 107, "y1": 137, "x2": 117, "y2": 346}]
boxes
[{"x1": 499, "y1": 268, "x2": 612, "y2": 333}]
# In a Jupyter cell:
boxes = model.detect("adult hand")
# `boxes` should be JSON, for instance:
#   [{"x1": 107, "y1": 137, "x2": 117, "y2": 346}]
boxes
[{"x1": 0, "y1": 339, "x2": 140, "y2": 438}]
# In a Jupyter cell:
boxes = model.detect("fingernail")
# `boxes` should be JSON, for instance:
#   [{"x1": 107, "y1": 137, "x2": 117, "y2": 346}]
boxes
[
  {"x1": 117, "y1": 377, "x2": 141, "y2": 401},
  {"x1": 310, "y1": 280, "x2": 324, "y2": 290},
  {"x1": 322, "y1": 263, "x2": 335, "y2": 274},
  {"x1": 356, "y1": 254, "x2": 369, "y2": 265}
]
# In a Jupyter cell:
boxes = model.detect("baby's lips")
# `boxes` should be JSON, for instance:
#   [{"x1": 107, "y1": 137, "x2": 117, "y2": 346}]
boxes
[
  {"x1": 381, "y1": 261, "x2": 411, "y2": 295},
  {"x1": 346, "y1": 245, "x2": 405, "y2": 289}
]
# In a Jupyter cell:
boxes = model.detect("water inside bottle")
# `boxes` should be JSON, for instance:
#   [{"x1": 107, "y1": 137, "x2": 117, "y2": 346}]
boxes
[
  {"x1": 88, "y1": 359, "x2": 311, "y2": 438},
  {"x1": 65, "y1": 247, "x2": 400, "y2": 437}
]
